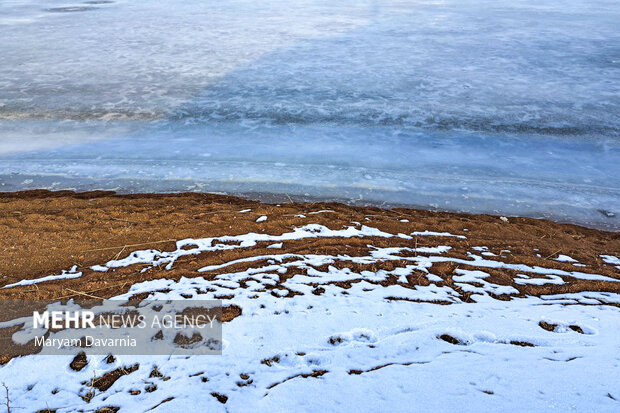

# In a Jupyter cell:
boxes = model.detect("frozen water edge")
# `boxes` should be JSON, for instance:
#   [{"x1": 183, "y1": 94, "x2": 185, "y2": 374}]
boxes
[
  {"x1": 1, "y1": 122, "x2": 618, "y2": 230},
  {"x1": 1, "y1": 0, "x2": 619, "y2": 230}
]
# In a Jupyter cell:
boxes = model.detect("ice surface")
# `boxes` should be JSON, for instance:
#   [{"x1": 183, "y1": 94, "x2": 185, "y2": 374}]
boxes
[{"x1": 1, "y1": 0, "x2": 619, "y2": 229}]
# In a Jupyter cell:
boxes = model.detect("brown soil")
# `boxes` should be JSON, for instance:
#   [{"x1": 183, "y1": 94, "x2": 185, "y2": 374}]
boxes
[
  {"x1": 0, "y1": 189, "x2": 618, "y2": 304},
  {"x1": 69, "y1": 351, "x2": 88, "y2": 371},
  {"x1": 85, "y1": 363, "x2": 140, "y2": 392}
]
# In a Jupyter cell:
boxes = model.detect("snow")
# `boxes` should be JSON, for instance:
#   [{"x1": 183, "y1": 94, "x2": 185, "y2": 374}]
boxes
[
  {"x1": 601, "y1": 255, "x2": 620, "y2": 270},
  {"x1": 514, "y1": 273, "x2": 565, "y2": 286},
  {"x1": 2, "y1": 280, "x2": 619, "y2": 411},
  {"x1": 4, "y1": 224, "x2": 616, "y2": 293},
  {"x1": 555, "y1": 254, "x2": 578, "y2": 263},
  {"x1": 102, "y1": 224, "x2": 395, "y2": 273},
  {"x1": 2, "y1": 266, "x2": 82, "y2": 288},
  {"x1": 1, "y1": 223, "x2": 619, "y2": 411},
  {"x1": 411, "y1": 231, "x2": 466, "y2": 239},
  {"x1": 453, "y1": 269, "x2": 519, "y2": 296},
  {"x1": 256, "y1": 215, "x2": 268, "y2": 223}
]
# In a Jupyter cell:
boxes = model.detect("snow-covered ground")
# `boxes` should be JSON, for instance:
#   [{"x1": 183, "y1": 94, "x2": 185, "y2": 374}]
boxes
[
  {"x1": 1, "y1": 223, "x2": 619, "y2": 411},
  {"x1": 1, "y1": 0, "x2": 619, "y2": 229}
]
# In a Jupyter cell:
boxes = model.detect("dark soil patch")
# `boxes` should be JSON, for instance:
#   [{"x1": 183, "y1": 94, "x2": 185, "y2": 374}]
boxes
[
  {"x1": 211, "y1": 392, "x2": 228, "y2": 404},
  {"x1": 84, "y1": 363, "x2": 139, "y2": 392},
  {"x1": 69, "y1": 351, "x2": 88, "y2": 371},
  {"x1": 509, "y1": 340, "x2": 535, "y2": 347},
  {"x1": 438, "y1": 334, "x2": 466, "y2": 345},
  {"x1": 539, "y1": 321, "x2": 557, "y2": 332},
  {"x1": 569, "y1": 325, "x2": 584, "y2": 334}
]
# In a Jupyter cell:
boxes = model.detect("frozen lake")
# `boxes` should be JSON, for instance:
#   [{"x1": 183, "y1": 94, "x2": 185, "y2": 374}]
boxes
[{"x1": 1, "y1": 0, "x2": 619, "y2": 229}]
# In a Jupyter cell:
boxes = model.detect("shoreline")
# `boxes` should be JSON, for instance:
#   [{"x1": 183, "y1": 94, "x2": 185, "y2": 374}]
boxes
[
  {"x1": 1, "y1": 189, "x2": 618, "y2": 299},
  {"x1": 2, "y1": 187, "x2": 618, "y2": 231}
]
